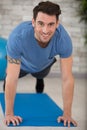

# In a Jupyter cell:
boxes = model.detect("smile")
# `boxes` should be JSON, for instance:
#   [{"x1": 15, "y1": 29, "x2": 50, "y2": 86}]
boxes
[{"x1": 42, "y1": 33, "x2": 50, "y2": 38}]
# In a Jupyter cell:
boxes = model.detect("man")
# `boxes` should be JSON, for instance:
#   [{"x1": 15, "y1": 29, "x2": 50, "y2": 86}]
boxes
[{"x1": 4, "y1": 1, "x2": 77, "y2": 127}]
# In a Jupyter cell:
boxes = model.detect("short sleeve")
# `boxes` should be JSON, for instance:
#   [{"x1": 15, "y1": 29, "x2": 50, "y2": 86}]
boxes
[
  {"x1": 57, "y1": 26, "x2": 73, "y2": 58},
  {"x1": 6, "y1": 33, "x2": 22, "y2": 59}
]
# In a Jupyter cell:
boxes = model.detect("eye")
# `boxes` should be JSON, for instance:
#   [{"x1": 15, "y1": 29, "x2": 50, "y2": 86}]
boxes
[
  {"x1": 48, "y1": 23, "x2": 55, "y2": 27},
  {"x1": 38, "y1": 21, "x2": 44, "y2": 26}
]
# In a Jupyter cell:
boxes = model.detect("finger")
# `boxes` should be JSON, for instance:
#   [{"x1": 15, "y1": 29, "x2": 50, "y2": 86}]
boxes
[
  {"x1": 68, "y1": 120, "x2": 70, "y2": 127},
  {"x1": 6, "y1": 120, "x2": 10, "y2": 126},
  {"x1": 4, "y1": 120, "x2": 7, "y2": 126},
  {"x1": 71, "y1": 120, "x2": 78, "y2": 127},
  {"x1": 10, "y1": 119, "x2": 17, "y2": 126},
  {"x1": 14, "y1": 116, "x2": 22, "y2": 125},
  {"x1": 3, "y1": 119, "x2": 7, "y2": 125},
  {"x1": 12, "y1": 118, "x2": 21, "y2": 126},
  {"x1": 57, "y1": 116, "x2": 63, "y2": 123},
  {"x1": 13, "y1": 118, "x2": 20, "y2": 125},
  {"x1": 16, "y1": 116, "x2": 23, "y2": 122},
  {"x1": 57, "y1": 117, "x2": 61, "y2": 122},
  {"x1": 11, "y1": 116, "x2": 22, "y2": 126},
  {"x1": 64, "y1": 119, "x2": 67, "y2": 126}
]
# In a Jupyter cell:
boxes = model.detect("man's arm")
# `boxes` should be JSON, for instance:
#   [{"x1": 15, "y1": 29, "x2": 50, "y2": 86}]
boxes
[
  {"x1": 58, "y1": 56, "x2": 77, "y2": 127},
  {"x1": 4, "y1": 56, "x2": 22, "y2": 126}
]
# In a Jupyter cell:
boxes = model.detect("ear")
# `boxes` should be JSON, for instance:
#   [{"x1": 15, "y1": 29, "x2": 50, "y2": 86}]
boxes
[
  {"x1": 32, "y1": 18, "x2": 35, "y2": 27},
  {"x1": 56, "y1": 20, "x2": 60, "y2": 28}
]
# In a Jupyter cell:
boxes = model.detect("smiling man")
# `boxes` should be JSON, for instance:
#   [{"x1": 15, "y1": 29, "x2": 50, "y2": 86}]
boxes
[
  {"x1": 3, "y1": 1, "x2": 77, "y2": 127},
  {"x1": 32, "y1": 12, "x2": 59, "y2": 47}
]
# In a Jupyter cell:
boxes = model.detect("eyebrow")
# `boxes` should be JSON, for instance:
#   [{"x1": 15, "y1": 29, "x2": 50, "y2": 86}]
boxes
[{"x1": 37, "y1": 21, "x2": 55, "y2": 25}]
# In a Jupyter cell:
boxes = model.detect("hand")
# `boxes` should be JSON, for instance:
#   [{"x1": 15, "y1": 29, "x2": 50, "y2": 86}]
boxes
[
  {"x1": 57, "y1": 115, "x2": 77, "y2": 127},
  {"x1": 4, "y1": 115, "x2": 22, "y2": 126}
]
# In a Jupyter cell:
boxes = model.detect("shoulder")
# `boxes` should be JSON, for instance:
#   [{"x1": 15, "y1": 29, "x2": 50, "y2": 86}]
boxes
[
  {"x1": 8, "y1": 21, "x2": 33, "y2": 44},
  {"x1": 10, "y1": 21, "x2": 32, "y2": 36},
  {"x1": 55, "y1": 24, "x2": 71, "y2": 43},
  {"x1": 56, "y1": 24, "x2": 71, "y2": 40},
  {"x1": 55, "y1": 24, "x2": 73, "y2": 58}
]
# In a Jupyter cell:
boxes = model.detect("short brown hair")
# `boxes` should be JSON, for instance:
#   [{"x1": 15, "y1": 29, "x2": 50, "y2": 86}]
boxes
[{"x1": 33, "y1": 1, "x2": 61, "y2": 20}]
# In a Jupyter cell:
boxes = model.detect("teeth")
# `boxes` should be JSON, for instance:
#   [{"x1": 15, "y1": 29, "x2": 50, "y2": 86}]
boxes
[{"x1": 43, "y1": 34, "x2": 49, "y2": 37}]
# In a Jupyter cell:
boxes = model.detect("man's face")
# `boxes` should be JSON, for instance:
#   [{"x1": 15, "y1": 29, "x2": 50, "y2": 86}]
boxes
[{"x1": 32, "y1": 12, "x2": 59, "y2": 48}]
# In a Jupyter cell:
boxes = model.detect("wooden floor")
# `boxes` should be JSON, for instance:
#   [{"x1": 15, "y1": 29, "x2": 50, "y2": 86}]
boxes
[{"x1": 0, "y1": 74, "x2": 87, "y2": 130}]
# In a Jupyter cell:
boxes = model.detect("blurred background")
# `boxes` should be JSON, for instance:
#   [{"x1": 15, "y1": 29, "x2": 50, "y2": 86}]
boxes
[
  {"x1": 0, "y1": 0, "x2": 87, "y2": 77},
  {"x1": 0, "y1": 1, "x2": 87, "y2": 129}
]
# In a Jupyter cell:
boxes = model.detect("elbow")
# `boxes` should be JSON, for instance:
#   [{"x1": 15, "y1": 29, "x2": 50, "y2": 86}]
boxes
[
  {"x1": 62, "y1": 74, "x2": 74, "y2": 87},
  {"x1": 5, "y1": 75, "x2": 18, "y2": 89}
]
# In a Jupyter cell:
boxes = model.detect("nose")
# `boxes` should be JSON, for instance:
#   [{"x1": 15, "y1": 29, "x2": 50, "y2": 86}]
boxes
[{"x1": 42, "y1": 25, "x2": 49, "y2": 34}]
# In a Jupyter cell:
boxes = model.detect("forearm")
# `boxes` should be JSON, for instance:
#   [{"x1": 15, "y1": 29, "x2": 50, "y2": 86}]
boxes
[
  {"x1": 62, "y1": 75, "x2": 74, "y2": 116},
  {"x1": 5, "y1": 77, "x2": 18, "y2": 116}
]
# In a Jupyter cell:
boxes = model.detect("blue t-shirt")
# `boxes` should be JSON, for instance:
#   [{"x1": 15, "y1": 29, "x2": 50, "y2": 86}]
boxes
[{"x1": 7, "y1": 21, "x2": 72, "y2": 73}]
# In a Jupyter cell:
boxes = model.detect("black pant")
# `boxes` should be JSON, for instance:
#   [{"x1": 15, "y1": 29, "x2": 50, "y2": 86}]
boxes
[
  {"x1": 3, "y1": 58, "x2": 56, "y2": 90},
  {"x1": 19, "y1": 58, "x2": 57, "y2": 79}
]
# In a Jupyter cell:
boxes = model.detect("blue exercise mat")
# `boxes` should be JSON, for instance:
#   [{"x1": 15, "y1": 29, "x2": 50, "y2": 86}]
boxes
[{"x1": 0, "y1": 93, "x2": 74, "y2": 127}]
